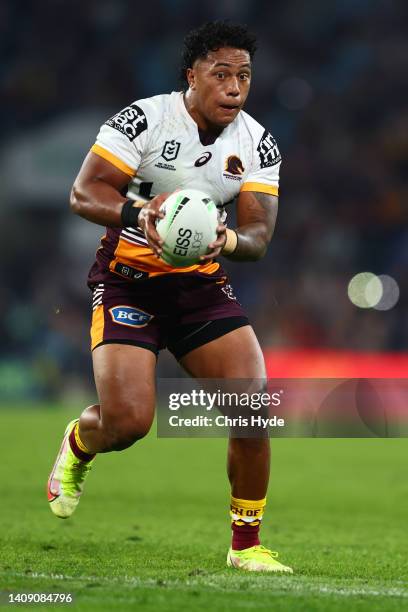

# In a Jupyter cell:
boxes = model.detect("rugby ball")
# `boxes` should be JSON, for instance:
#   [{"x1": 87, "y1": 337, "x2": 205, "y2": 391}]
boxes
[{"x1": 156, "y1": 189, "x2": 218, "y2": 267}]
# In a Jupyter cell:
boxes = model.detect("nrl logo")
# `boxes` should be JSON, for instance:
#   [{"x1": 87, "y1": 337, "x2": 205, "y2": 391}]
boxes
[{"x1": 161, "y1": 140, "x2": 181, "y2": 162}]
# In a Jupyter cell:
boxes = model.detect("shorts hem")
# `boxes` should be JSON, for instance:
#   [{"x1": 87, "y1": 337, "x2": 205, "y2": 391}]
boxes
[
  {"x1": 169, "y1": 316, "x2": 250, "y2": 361},
  {"x1": 92, "y1": 339, "x2": 159, "y2": 355}
]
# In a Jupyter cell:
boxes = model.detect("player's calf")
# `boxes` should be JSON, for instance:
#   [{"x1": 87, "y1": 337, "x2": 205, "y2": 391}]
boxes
[{"x1": 102, "y1": 413, "x2": 153, "y2": 451}]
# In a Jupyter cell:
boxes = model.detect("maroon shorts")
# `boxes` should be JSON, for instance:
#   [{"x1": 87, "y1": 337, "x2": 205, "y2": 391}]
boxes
[{"x1": 90, "y1": 270, "x2": 248, "y2": 359}]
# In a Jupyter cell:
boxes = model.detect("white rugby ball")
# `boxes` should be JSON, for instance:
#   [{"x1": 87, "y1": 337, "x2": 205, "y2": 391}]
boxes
[{"x1": 156, "y1": 189, "x2": 218, "y2": 267}]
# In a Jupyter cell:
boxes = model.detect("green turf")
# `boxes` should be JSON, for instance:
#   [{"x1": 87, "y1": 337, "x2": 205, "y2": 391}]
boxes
[{"x1": 0, "y1": 408, "x2": 407, "y2": 611}]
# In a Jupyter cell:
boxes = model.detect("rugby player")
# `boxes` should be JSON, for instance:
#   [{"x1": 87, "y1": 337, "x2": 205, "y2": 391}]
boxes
[{"x1": 47, "y1": 21, "x2": 292, "y2": 573}]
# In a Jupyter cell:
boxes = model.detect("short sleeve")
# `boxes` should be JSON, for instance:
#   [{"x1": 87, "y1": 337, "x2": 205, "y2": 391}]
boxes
[
  {"x1": 241, "y1": 129, "x2": 282, "y2": 196},
  {"x1": 90, "y1": 102, "x2": 149, "y2": 177}
]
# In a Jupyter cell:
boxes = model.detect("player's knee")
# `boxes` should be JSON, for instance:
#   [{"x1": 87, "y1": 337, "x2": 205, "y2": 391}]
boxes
[{"x1": 106, "y1": 413, "x2": 153, "y2": 451}]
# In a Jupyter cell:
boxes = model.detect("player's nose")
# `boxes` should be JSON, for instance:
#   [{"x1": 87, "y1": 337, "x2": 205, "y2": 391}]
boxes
[{"x1": 226, "y1": 77, "x2": 240, "y2": 97}]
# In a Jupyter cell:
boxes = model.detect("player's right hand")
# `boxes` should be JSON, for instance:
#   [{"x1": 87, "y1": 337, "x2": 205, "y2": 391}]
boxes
[{"x1": 138, "y1": 193, "x2": 170, "y2": 258}]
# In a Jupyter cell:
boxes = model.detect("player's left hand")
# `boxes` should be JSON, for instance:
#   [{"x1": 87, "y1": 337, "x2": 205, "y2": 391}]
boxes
[{"x1": 199, "y1": 223, "x2": 227, "y2": 262}]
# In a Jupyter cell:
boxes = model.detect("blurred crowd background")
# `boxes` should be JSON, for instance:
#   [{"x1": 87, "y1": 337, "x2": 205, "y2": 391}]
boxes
[{"x1": 0, "y1": 0, "x2": 407, "y2": 400}]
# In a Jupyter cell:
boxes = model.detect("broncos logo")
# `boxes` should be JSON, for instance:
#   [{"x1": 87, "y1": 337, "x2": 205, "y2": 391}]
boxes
[{"x1": 225, "y1": 155, "x2": 245, "y2": 175}]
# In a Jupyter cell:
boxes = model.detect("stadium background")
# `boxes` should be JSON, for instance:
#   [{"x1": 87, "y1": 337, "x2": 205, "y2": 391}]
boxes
[
  {"x1": 0, "y1": 0, "x2": 407, "y2": 401},
  {"x1": 1, "y1": 2, "x2": 407, "y2": 610}
]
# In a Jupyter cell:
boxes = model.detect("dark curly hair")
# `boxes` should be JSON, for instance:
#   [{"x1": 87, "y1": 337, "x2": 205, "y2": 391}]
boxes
[{"x1": 180, "y1": 21, "x2": 257, "y2": 88}]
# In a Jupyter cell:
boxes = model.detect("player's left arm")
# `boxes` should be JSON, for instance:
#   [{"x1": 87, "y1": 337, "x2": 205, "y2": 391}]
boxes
[
  {"x1": 201, "y1": 127, "x2": 281, "y2": 262},
  {"x1": 200, "y1": 191, "x2": 278, "y2": 262},
  {"x1": 227, "y1": 190, "x2": 278, "y2": 261}
]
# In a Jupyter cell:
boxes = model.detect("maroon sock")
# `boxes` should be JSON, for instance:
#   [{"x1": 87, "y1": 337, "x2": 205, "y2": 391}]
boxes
[
  {"x1": 231, "y1": 522, "x2": 261, "y2": 551},
  {"x1": 68, "y1": 427, "x2": 95, "y2": 462}
]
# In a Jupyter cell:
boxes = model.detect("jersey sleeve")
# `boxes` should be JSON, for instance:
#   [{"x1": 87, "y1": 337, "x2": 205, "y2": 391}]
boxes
[
  {"x1": 240, "y1": 129, "x2": 282, "y2": 196},
  {"x1": 90, "y1": 102, "x2": 149, "y2": 177}
]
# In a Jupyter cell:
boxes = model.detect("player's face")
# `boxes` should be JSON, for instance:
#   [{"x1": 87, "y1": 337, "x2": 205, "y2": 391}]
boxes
[{"x1": 186, "y1": 47, "x2": 252, "y2": 130}]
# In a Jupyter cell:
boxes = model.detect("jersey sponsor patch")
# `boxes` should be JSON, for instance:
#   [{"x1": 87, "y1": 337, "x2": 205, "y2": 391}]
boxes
[
  {"x1": 106, "y1": 104, "x2": 147, "y2": 141},
  {"x1": 257, "y1": 130, "x2": 282, "y2": 168},
  {"x1": 109, "y1": 305, "x2": 153, "y2": 328}
]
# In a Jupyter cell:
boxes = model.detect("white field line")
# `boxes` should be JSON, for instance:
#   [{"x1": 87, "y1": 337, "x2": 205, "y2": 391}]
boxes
[{"x1": 1, "y1": 570, "x2": 407, "y2": 599}]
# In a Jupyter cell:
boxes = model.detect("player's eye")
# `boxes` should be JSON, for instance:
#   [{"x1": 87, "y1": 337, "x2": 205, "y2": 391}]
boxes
[
  {"x1": 239, "y1": 73, "x2": 250, "y2": 81},
  {"x1": 216, "y1": 72, "x2": 225, "y2": 79}
]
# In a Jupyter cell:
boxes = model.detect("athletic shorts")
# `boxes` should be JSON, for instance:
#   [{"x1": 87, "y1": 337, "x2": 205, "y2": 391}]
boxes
[{"x1": 89, "y1": 271, "x2": 249, "y2": 360}]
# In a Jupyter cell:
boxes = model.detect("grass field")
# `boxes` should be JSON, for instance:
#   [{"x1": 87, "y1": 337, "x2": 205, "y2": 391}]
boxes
[{"x1": 0, "y1": 407, "x2": 407, "y2": 611}]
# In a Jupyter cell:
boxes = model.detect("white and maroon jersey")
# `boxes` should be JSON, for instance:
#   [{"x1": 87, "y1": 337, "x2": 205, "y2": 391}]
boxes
[{"x1": 90, "y1": 91, "x2": 281, "y2": 278}]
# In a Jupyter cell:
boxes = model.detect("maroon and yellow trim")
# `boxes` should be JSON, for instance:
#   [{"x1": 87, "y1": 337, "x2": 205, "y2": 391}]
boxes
[
  {"x1": 91, "y1": 144, "x2": 136, "y2": 177},
  {"x1": 90, "y1": 304, "x2": 105, "y2": 350},
  {"x1": 230, "y1": 496, "x2": 267, "y2": 526},
  {"x1": 110, "y1": 240, "x2": 220, "y2": 278},
  {"x1": 240, "y1": 182, "x2": 279, "y2": 196}
]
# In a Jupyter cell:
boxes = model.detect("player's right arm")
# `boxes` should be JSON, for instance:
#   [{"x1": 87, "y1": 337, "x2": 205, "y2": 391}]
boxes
[
  {"x1": 70, "y1": 101, "x2": 169, "y2": 256},
  {"x1": 70, "y1": 151, "x2": 166, "y2": 257},
  {"x1": 70, "y1": 151, "x2": 132, "y2": 227}
]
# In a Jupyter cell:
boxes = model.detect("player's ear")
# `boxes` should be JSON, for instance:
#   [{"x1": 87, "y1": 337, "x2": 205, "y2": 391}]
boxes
[{"x1": 186, "y1": 68, "x2": 196, "y2": 90}]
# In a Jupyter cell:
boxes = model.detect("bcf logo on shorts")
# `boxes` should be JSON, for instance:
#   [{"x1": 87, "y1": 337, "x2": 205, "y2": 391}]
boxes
[{"x1": 109, "y1": 305, "x2": 153, "y2": 328}]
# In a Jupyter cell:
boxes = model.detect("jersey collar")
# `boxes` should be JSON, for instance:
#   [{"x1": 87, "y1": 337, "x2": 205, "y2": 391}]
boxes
[{"x1": 177, "y1": 91, "x2": 234, "y2": 145}]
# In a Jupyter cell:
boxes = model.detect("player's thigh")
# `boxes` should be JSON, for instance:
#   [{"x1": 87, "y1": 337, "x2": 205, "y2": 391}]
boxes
[
  {"x1": 180, "y1": 324, "x2": 266, "y2": 379},
  {"x1": 92, "y1": 343, "x2": 157, "y2": 432}
]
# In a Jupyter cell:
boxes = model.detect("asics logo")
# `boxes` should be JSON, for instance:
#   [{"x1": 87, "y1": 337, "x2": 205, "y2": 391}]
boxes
[{"x1": 195, "y1": 152, "x2": 212, "y2": 167}]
